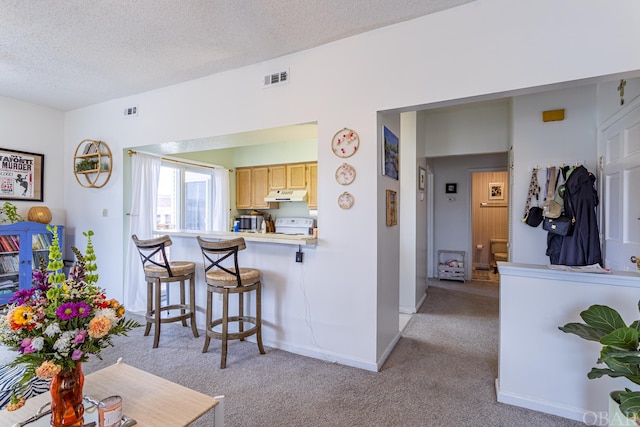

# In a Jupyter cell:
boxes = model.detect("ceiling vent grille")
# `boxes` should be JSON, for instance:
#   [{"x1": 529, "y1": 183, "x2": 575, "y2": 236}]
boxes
[{"x1": 263, "y1": 69, "x2": 289, "y2": 88}]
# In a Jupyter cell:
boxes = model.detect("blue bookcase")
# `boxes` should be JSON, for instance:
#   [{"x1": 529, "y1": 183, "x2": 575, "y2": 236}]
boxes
[{"x1": 0, "y1": 222, "x2": 63, "y2": 306}]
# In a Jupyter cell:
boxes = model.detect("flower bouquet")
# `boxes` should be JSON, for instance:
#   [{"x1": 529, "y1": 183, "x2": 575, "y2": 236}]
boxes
[{"x1": 0, "y1": 226, "x2": 140, "y2": 425}]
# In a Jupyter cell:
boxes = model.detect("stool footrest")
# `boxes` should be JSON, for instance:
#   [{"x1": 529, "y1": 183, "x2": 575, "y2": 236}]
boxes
[{"x1": 206, "y1": 316, "x2": 259, "y2": 340}]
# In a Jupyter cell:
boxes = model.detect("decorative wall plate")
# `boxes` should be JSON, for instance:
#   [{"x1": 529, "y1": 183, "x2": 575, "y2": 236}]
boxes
[
  {"x1": 335, "y1": 163, "x2": 356, "y2": 185},
  {"x1": 331, "y1": 128, "x2": 359, "y2": 158},
  {"x1": 338, "y1": 192, "x2": 354, "y2": 209}
]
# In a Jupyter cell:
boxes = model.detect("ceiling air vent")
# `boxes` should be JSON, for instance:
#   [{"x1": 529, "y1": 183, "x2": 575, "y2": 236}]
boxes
[{"x1": 262, "y1": 69, "x2": 289, "y2": 88}]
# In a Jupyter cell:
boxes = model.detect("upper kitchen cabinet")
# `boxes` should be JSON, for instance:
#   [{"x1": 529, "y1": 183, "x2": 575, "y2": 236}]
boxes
[
  {"x1": 307, "y1": 162, "x2": 318, "y2": 209},
  {"x1": 287, "y1": 163, "x2": 307, "y2": 189},
  {"x1": 269, "y1": 165, "x2": 287, "y2": 190},
  {"x1": 236, "y1": 166, "x2": 280, "y2": 210},
  {"x1": 236, "y1": 167, "x2": 253, "y2": 209}
]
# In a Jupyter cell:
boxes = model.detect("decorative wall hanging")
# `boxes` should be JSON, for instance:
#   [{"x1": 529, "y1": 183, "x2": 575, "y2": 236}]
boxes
[
  {"x1": 446, "y1": 183, "x2": 457, "y2": 194},
  {"x1": 418, "y1": 167, "x2": 426, "y2": 191},
  {"x1": 73, "y1": 139, "x2": 112, "y2": 188},
  {"x1": 338, "y1": 192, "x2": 354, "y2": 209},
  {"x1": 335, "y1": 163, "x2": 356, "y2": 185},
  {"x1": 489, "y1": 182, "x2": 504, "y2": 200},
  {"x1": 382, "y1": 126, "x2": 398, "y2": 180},
  {"x1": 0, "y1": 148, "x2": 44, "y2": 201},
  {"x1": 386, "y1": 190, "x2": 397, "y2": 226},
  {"x1": 331, "y1": 128, "x2": 359, "y2": 158}
]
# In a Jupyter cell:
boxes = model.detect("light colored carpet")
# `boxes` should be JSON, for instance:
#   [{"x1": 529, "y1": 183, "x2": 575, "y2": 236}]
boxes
[{"x1": 1, "y1": 285, "x2": 581, "y2": 426}]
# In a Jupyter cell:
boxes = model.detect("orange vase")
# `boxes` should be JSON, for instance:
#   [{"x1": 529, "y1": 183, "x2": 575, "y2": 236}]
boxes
[{"x1": 50, "y1": 362, "x2": 85, "y2": 427}]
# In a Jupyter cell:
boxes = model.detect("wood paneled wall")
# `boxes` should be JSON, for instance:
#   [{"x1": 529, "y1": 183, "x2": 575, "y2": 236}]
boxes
[{"x1": 472, "y1": 171, "x2": 508, "y2": 268}]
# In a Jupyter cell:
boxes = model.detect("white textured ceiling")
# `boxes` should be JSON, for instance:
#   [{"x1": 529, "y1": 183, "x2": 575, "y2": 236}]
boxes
[{"x1": 0, "y1": 0, "x2": 473, "y2": 111}]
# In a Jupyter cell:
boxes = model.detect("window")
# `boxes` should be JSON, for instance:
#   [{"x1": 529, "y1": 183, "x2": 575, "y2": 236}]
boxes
[{"x1": 157, "y1": 163, "x2": 214, "y2": 230}]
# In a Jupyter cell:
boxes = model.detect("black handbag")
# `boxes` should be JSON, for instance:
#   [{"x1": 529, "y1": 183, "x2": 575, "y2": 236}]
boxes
[
  {"x1": 522, "y1": 169, "x2": 543, "y2": 227},
  {"x1": 525, "y1": 207, "x2": 544, "y2": 227},
  {"x1": 542, "y1": 215, "x2": 574, "y2": 236},
  {"x1": 543, "y1": 184, "x2": 575, "y2": 235}
]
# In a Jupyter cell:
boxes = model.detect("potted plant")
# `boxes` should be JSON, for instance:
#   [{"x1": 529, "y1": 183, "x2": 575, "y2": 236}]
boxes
[{"x1": 559, "y1": 302, "x2": 640, "y2": 426}]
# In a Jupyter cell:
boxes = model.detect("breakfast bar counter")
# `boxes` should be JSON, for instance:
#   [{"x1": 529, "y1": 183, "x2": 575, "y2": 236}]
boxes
[{"x1": 158, "y1": 229, "x2": 317, "y2": 246}]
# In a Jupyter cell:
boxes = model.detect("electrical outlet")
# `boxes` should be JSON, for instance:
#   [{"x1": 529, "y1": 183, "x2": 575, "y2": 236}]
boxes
[{"x1": 296, "y1": 251, "x2": 303, "y2": 263}]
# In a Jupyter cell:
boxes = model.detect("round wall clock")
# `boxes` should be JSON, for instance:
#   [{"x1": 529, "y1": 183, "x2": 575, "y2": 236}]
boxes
[
  {"x1": 335, "y1": 163, "x2": 356, "y2": 185},
  {"x1": 338, "y1": 192, "x2": 355, "y2": 209},
  {"x1": 331, "y1": 128, "x2": 359, "y2": 158}
]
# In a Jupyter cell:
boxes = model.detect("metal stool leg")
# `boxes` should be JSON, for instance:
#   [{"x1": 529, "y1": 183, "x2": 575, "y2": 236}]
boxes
[
  {"x1": 153, "y1": 279, "x2": 162, "y2": 348},
  {"x1": 189, "y1": 273, "x2": 199, "y2": 337}
]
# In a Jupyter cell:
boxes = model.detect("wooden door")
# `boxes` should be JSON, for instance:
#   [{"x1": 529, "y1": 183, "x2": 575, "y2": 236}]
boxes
[
  {"x1": 251, "y1": 166, "x2": 270, "y2": 209},
  {"x1": 471, "y1": 171, "x2": 508, "y2": 271},
  {"x1": 307, "y1": 162, "x2": 318, "y2": 209},
  {"x1": 601, "y1": 102, "x2": 640, "y2": 271},
  {"x1": 269, "y1": 165, "x2": 286, "y2": 189},
  {"x1": 287, "y1": 163, "x2": 307, "y2": 189},
  {"x1": 235, "y1": 168, "x2": 252, "y2": 209}
]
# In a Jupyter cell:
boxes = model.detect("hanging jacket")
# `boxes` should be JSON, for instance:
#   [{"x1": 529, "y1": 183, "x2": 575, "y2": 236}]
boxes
[{"x1": 557, "y1": 165, "x2": 602, "y2": 266}]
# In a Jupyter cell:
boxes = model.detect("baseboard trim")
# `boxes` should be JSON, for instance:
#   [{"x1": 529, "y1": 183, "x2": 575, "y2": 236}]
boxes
[
  {"x1": 261, "y1": 337, "x2": 379, "y2": 372},
  {"x1": 376, "y1": 330, "x2": 402, "y2": 371},
  {"x1": 495, "y1": 378, "x2": 587, "y2": 423}
]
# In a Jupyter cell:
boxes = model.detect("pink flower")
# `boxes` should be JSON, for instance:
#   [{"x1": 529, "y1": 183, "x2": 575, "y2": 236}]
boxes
[
  {"x1": 71, "y1": 349, "x2": 84, "y2": 361},
  {"x1": 74, "y1": 330, "x2": 87, "y2": 345}
]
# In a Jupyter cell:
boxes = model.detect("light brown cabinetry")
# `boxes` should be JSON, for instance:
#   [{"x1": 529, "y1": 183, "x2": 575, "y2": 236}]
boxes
[
  {"x1": 236, "y1": 167, "x2": 279, "y2": 210},
  {"x1": 236, "y1": 162, "x2": 317, "y2": 209},
  {"x1": 287, "y1": 163, "x2": 307, "y2": 189},
  {"x1": 269, "y1": 165, "x2": 287, "y2": 190},
  {"x1": 306, "y1": 163, "x2": 318, "y2": 209},
  {"x1": 251, "y1": 166, "x2": 270, "y2": 209},
  {"x1": 236, "y1": 168, "x2": 252, "y2": 209}
]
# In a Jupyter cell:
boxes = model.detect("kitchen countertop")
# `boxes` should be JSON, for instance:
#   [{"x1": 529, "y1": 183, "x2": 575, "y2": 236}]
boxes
[{"x1": 156, "y1": 229, "x2": 317, "y2": 246}]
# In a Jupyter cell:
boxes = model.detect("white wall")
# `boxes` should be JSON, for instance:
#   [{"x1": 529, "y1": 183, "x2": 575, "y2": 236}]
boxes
[
  {"x1": 511, "y1": 85, "x2": 598, "y2": 265},
  {"x1": 57, "y1": 0, "x2": 640, "y2": 374},
  {"x1": 0, "y1": 96, "x2": 66, "y2": 226},
  {"x1": 421, "y1": 100, "x2": 511, "y2": 157}
]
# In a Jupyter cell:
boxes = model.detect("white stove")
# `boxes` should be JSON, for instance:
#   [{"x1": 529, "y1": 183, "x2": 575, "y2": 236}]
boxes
[{"x1": 274, "y1": 217, "x2": 314, "y2": 235}]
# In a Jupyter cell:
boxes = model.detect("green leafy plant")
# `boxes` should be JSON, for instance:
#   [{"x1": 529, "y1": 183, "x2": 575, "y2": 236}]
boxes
[
  {"x1": 75, "y1": 158, "x2": 99, "y2": 172},
  {"x1": 0, "y1": 201, "x2": 24, "y2": 223},
  {"x1": 559, "y1": 302, "x2": 640, "y2": 423}
]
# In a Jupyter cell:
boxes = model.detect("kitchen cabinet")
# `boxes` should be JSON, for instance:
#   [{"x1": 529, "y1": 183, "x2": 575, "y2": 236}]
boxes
[
  {"x1": 269, "y1": 165, "x2": 287, "y2": 190},
  {"x1": 251, "y1": 166, "x2": 270, "y2": 209},
  {"x1": 0, "y1": 222, "x2": 64, "y2": 305},
  {"x1": 236, "y1": 167, "x2": 279, "y2": 210},
  {"x1": 236, "y1": 168, "x2": 252, "y2": 209},
  {"x1": 287, "y1": 163, "x2": 307, "y2": 189},
  {"x1": 307, "y1": 162, "x2": 318, "y2": 209}
]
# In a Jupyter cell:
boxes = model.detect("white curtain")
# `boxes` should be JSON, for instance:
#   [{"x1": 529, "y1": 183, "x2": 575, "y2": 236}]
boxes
[
  {"x1": 212, "y1": 168, "x2": 230, "y2": 232},
  {"x1": 124, "y1": 153, "x2": 161, "y2": 313}
]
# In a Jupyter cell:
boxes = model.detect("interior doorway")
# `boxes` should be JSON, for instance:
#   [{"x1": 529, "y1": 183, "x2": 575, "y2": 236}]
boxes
[{"x1": 471, "y1": 170, "x2": 509, "y2": 283}]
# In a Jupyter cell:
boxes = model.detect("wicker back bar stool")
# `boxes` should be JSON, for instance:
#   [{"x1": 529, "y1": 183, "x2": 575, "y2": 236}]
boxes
[
  {"x1": 197, "y1": 236, "x2": 265, "y2": 368},
  {"x1": 132, "y1": 234, "x2": 199, "y2": 348}
]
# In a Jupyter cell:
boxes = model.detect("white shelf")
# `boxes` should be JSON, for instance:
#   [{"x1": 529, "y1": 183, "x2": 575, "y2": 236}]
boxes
[{"x1": 438, "y1": 250, "x2": 465, "y2": 282}]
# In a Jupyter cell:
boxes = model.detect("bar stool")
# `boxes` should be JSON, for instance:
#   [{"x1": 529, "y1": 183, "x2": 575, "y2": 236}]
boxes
[
  {"x1": 197, "y1": 236, "x2": 265, "y2": 368},
  {"x1": 132, "y1": 234, "x2": 199, "y2": 348}
]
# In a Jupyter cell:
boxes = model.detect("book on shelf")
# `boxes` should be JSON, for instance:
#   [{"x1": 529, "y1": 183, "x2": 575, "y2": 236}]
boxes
[{"x1": 0, "y1": 235, "x2": 17, "y2": 252}]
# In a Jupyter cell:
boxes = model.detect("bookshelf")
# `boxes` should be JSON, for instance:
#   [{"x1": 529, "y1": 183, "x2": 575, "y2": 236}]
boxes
[{"x1": 0, "y1": 222, "x2": 64, "y2": 306}]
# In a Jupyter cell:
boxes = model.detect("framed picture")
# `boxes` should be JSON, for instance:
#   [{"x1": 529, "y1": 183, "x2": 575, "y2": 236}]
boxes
[
  {"x1": 386, "y1": 190, "x2": 397, "y2": 226},
  {"x1": 382, "y1": 126, "x2": 399, "y2": 180},
  {"x1": 418, "y1": 167, "x2": 426, "y2": 191},
  {"x1": 0, "y1": 148, "x2": 44, "y2": 201},
  {"x1": 445, "y1": 183, "x2": 457, "y2": 194},
  {"x1": 489, "y1": 182, "x2": 504, "y2": 200}
]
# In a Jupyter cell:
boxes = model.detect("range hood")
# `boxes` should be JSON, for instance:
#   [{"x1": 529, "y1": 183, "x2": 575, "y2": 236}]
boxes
[{"x1": 264, "y1": 189, "x2": 308, "y2": 202}]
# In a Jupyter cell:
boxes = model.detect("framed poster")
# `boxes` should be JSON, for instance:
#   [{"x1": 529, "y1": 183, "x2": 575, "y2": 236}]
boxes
[
  {"x1": 386, "y1": 190, "x2": 397, "y2": 226},
  {"x1": 418, "y1": 167, "x2": 426, "y2": 191},
  {"x1": 446, "y1": 183, "x2": 457, "y2": 194},
  {"x1": 382, "y1": 126, "x2": 399, "y2": 180},
  {"x1": 0, "y1": 148, "x2": 44, "y2": 201},
  {"x1": 489, "y1": 182, "x2": 504, "y2": 200}
]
